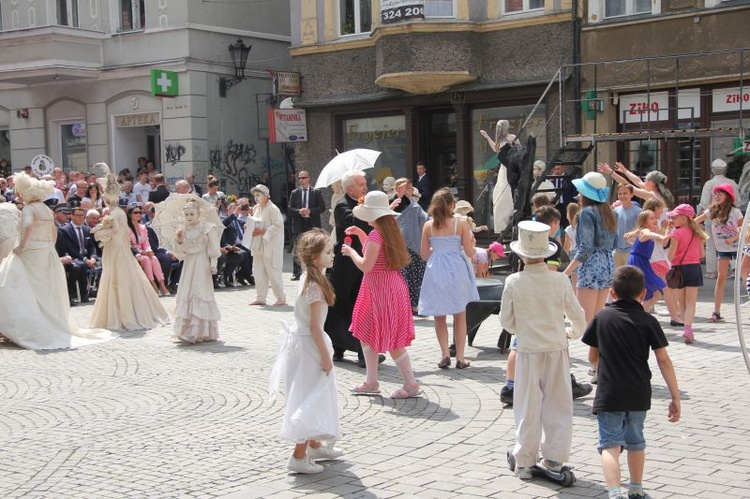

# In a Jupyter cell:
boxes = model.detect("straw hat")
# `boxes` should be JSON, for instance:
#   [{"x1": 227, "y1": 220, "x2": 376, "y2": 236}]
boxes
[
  {"x1": 353, "y1": 191, "x2": 397, "y2": 222},
  {"x1": 453, "y1": 200, "x2": 474, "y2": 216},
  {"x1": 509, "y1": 220, "x2": 557, "y2": 259}
]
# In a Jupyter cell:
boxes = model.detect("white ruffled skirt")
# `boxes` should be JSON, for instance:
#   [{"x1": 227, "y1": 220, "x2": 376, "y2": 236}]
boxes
[{"x1": 269, "y1": 322, "x2": 341, "y2": 444}]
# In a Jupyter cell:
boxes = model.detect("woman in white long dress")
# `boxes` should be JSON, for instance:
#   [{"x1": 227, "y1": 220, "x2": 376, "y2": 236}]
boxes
[
  {"x1": 249, "y1": 184, "x2": 286, "y2": 306},
  {"x1": 0, "y1": 173, "x2": 116, "y2": 350},
  {"x1": 89, "y1": 164, "x2": 170, "y2": 330},
  {"x1": 173, "y1": 199, "x2": 222, "y2": 343}
]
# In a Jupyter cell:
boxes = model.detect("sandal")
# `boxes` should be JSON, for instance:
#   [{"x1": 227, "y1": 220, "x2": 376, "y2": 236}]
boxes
[
  {"x1": 351, "y1": 381, "x2": 380, "y2": 395},
  {"x1": 455, "y1": 359, "x2": 471, "y2": 369},
  {"x1": 709, "y1": 312, "x2": 723, "y2": 323},
  {"x1": 437, "y1": 356, "x2": 451, "y2": 369},
  {"x1": 391, "y1": 385, "x2": 423, "y2": 399}
]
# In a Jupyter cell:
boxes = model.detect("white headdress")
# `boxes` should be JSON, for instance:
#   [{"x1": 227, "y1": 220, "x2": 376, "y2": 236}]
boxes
[
  {"x1": 13, "y1": 172, "x2": 54, "y2": 203},
  {"x1": 94, "y1": 162, "x2": 121, "y2": 206}
]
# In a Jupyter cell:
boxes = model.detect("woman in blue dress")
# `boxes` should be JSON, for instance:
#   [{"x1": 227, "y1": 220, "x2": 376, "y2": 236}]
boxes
[
  {"x1": 419, "y1": 188, "x2": 479, "y2": 369},
  {"x1": 625, "y1": 210, "x2": 668, "y2": 311}
]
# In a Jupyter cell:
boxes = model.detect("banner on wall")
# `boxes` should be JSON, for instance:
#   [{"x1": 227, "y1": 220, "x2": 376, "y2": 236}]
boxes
[
  {"x1": 381, "y1": 0, "x2": 425, "y2": 24},
  {"x1": 268, "y1": 109, "x2": 307, "y2": 143}
]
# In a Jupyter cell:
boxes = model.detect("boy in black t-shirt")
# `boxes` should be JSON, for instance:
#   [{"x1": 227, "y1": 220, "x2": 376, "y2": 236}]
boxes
[{"x1": 582, "y1": 266, "x2": 680, "y2": 499}]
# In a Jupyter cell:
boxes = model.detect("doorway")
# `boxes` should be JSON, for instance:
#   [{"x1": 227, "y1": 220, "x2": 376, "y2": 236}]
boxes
[
  {"x1": 418, "y1": 110, "x2": 457, "y2": 195},
  {"x1": 113, "y1": 123, "x2": 161, "y2": 173}
]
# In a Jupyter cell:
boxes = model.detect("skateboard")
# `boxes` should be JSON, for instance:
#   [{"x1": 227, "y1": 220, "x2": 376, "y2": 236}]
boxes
[{"x1": 506, "y1": 450, "x2": 576, "y2": 487}]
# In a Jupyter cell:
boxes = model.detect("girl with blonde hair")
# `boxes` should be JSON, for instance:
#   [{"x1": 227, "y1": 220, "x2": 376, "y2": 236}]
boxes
[{"x1": 270, "y1": 228, "x2": 343, "y2": 474}]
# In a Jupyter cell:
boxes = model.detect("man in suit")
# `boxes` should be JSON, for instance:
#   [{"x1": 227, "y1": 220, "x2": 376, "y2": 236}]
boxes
[
  {"x1": 186, "y1": 173, "x2": 203, "y2": 197},
  {"x1": 415, "y1": 162, "x2": 433, "y2": 211},
  {"x1": 148, "y1": 174, "x2": 170, "y2": 203},
  {"x1": 54, "y1": 203, "x2": 71, "y2": 228},
  {"x1": 221, "y1": 205, "x2": 254, "y2": 286},
  {"x1": 324, "y1": 170, "x2": 383, "y2": 368},
  {"x1": 288, "y1": 170, "x2": 325, "y2": 280},
  {"x1": 549, "y1": 162, "x2": 577, "y2": 227},
  {"x1": 56, "y1": 207, "x2": 98, "y2": 305}
]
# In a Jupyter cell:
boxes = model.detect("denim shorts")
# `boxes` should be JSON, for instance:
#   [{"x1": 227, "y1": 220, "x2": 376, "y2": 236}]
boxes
[
  {"x1": 717, "y1": 251, "x2": 737, "y2": 260},
  {"x1": 597, "y1": 411, "x2": 647, "y2": 453}
]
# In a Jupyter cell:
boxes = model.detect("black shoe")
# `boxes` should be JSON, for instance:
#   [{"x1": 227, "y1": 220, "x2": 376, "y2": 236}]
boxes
[
  {"x1": 500, "y1": 385, "x2": 514, "y2": 406},
  {"x1": 448, "y1": 343, "x2": 456, "y2": 357},
  {"x1": 378, "y1": 354, "x2": 386, "y2": 364},
  {"x1": 332, "y1": 351, "x2": 344, "y2": 362},
  {"x1": 69, "y1": 299, "x2": 79, "y2": 307},
  {"x1": 291, "y1": 275, "x2": 300, "y2": 281},
  {"x1": 571, "y1": 374, "x2": 593, "y2": 400},
  {"x1": 669, "y1": 320, "x2": 684, "y2": 327},
  {"x1": 248, "y1": 277, "x2": 255, "y2": 286},
  {"x1": 80, "y1": 297, "x2": 90, "y2": 303}
]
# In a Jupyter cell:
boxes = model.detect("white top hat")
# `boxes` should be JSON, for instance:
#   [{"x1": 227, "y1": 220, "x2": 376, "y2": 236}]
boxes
[
  {"x1": 353, "y1": 190, "x2": 398, "y2": 222},
  {"x1": 509, "y1": 220, "x2": 557, "y2": 259}
]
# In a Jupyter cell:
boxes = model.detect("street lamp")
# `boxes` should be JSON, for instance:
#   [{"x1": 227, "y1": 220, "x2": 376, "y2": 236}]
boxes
[{"x1": 219, "y1": 38, "x2": 252, "y2": 98}]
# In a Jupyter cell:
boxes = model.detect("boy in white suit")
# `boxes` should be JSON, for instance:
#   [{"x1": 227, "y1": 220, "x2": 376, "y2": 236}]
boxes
[{"x1": 500, "y1": 220, "x2": 587, "y2": 479}]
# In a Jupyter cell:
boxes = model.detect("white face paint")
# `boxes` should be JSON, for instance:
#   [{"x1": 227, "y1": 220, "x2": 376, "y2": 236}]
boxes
[
  {"x1": 253, "y1": 192, "x2": 267, "y2": 205},
  {"x1": 183, "y1": 207, "x2": 199, "y2": 225},
  {"x1": 316, "y1": 240, "x2": 335, "y2": 269}
]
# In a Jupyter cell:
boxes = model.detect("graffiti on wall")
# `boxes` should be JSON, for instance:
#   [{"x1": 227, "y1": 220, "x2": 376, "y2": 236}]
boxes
[
  {"x1": 165, "y1": 142, "x2": 186, "y2": 165},
  {"x1": 209, "y1": 139, "x2": 260, "y2": 194}
]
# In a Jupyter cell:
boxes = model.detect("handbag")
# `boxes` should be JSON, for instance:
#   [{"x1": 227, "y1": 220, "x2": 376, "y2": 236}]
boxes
[{"x1": 666, "y1": 233, "x2": 694, "y2": 289}]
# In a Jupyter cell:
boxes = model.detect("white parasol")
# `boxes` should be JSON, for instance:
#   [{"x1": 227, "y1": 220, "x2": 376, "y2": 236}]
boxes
[
  {"x1": 314, "y1": 148, "x2": 381, "y2": 189},
  {"x1": 151, "y1": 193, "x2": 223, "y2": 259}
]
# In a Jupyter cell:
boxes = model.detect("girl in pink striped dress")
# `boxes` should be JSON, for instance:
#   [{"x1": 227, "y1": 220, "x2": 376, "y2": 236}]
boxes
[{"x1": 341, "y1": 191, "x2": 420, "y2": 399}]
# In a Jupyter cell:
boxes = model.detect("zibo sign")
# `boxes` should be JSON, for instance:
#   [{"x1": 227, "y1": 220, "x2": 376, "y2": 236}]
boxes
[{"x1": 151, "y1": 70, "x2": 179, "y2": 98}]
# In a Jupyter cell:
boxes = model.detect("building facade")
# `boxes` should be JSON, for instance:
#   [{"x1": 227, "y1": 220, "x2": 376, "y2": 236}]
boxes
[
  {"x1": 0, "y1": 0, "x2": 293, "y2": 198},
  {"x1": 290, "y1": 0, "x2": 579, "y2": 227},
  {"x1": 578, "y1": 0, "x2": 750, "y2": 205}
]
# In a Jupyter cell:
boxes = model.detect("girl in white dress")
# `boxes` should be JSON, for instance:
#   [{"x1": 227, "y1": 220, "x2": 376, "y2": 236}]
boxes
[
  {"x1": 173, "y1": 199, "x2": 222, "y2": 343},
  {"x1": 269, "y1": 228, "x2": 343, "y2": 474}
]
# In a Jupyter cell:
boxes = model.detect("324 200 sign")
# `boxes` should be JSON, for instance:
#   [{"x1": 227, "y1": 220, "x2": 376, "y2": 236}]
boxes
[{"x1": 381, "y1": 1, "x2": 425, "y2": 23}]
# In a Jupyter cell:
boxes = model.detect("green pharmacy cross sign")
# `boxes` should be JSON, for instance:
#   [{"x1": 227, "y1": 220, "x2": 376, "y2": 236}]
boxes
[{"x1": 151, "y1": 69, "x2": 179, "y2": 98}]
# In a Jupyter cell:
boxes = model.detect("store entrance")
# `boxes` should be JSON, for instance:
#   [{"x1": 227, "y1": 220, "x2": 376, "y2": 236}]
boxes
[{"x1": 418, "y1": 110, "x2": 457, "y2": 196}]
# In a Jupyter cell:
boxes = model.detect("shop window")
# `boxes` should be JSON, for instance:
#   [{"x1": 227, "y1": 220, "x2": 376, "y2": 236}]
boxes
[
  {"x1": 61, "y1": 123, "x2": 88, "y2": 171},
  {"x1": 626, "y1": 140, "x2": 660, "y2": 180},
  {"x1": 120, "y1": 0, "x2": 145, "y2": 31},
  {"x1": 339, "y1": 0, "x2": 371, "y2": 36},
  {"x1": 471, "y1": 105, "x2": 547, "y2": 229},
  {"x1": 425, "y1": 0, "x2": 455, "y2": 17},
  {"x1": 57, "y1": 0, "x2": 79, "y2": 27},
  {"x1": 604, "y1": 0, "x2": 651, "y2": 18},
  {"x1": 342, "y1": 115, "x2": 407, "y2": 185},
  {"x1": 504, "y1": 0, "x2": 544, "y2": 14},
  {"x1": 673, "y1": 137, "x2": 701, "y2": 205}
]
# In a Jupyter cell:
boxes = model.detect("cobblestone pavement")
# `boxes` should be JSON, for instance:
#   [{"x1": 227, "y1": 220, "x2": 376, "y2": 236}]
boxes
[{"x1": 2, "y1": 264, "x2": 750, "y2": 498}]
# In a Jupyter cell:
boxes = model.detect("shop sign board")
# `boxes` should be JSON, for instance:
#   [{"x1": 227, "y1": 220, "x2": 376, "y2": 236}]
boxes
[
  {"x1": 115, "y1": 113, "x2": 160, "y2": 128},
  {"x1": 268, "y1": 109, "x2": 307, "y2": 143},
  {"x1": 713, "y1": 87, "x2": 750, "y2": 113},
  {"x1": 381, "y1": 0, "x2": 425, "y2": 24},
  {"x1": 150, "y1": 69, "x2": 179, "y2": 98},
  {"x1": 274, "y1": 71, "x2": 301, "y2": 97},
  {"x1": 30, "y1": 154, "x2": 54, "y2": 177},
  {"x1": 618, "y1": 92, "x2": 669, "y2": 124}
]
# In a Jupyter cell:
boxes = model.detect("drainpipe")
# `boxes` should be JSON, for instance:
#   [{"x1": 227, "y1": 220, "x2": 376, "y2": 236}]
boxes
[{"x1": 573, "y1": 0, "x2": 582, "y2": 135}]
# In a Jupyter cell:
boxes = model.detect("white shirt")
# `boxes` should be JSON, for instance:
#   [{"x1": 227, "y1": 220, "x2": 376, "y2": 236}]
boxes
[
  {"x1": 500, "y1": 263, "x2": 586, "y2": 353},
  {"x1": 133, "y1": 182, "x2": 152, "y2": 203}
]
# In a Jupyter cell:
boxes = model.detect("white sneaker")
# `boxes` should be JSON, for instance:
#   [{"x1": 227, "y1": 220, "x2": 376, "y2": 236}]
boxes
[
  {"x1": 307, "y1": 444, "x2": 344, "y2": 461},
  {"x1": 287, "y1": 455, "x2": 325, "y2": 474},
  {"x1": 588, "y1": 367, "x2": 598, "y2": 385},
  {"x1": 516, "y1": 467, "x2": 533, "y2": 480}
]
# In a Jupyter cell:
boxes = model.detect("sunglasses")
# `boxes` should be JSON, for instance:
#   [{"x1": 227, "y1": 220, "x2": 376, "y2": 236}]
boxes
[{"x1": 132, "y1": 211, "x2": 142, "y2": 215}]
